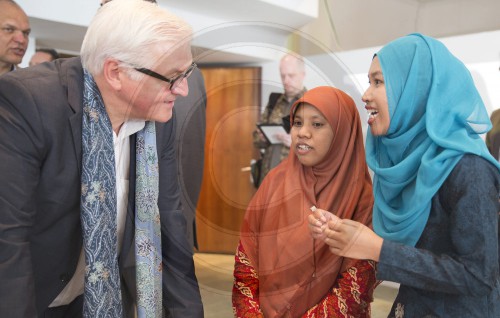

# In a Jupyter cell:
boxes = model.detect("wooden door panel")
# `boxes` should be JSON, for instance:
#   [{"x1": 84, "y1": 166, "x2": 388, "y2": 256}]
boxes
[{"x1": 196, "y1": 67, "x2": 261, "y2": 253}]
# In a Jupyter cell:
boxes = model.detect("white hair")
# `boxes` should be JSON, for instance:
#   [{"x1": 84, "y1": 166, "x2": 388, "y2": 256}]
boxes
[{"x1": 81, "y1": 0, "x2": 192, "y2": 75}]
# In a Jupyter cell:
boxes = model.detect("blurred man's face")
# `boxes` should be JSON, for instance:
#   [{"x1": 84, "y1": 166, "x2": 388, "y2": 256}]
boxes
[
  {"x1": 0, "y1": 2, "x2": 30, "y2": 71},
  {"x1": 29, "y1": 51, "x2": 53, "y2": 66},
  {"x1": 280, "y1": 57, "x2": 305, "y2": 99}
]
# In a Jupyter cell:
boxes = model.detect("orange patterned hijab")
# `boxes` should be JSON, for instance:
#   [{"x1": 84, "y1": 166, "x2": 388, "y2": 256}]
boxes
[{"x1": 240, "y1": 86, "x2": 374, "y2": 317}]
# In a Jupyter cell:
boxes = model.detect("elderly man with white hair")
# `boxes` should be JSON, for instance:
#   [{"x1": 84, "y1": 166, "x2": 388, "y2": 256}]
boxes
[{"x1": 0, "y1": 0, "x2": 203, "y2": 317}]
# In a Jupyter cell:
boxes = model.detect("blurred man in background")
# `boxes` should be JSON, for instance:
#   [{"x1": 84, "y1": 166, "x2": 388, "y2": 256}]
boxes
[
  {"x1": 0, "y1": 0, "x2": 30, "y2": 75},
  {"x1": 29, "y1": 48, "x2": 59, "y2": 66},
  {"x1": 252, "y1": 53, "x2": 306, "y2": 187}
]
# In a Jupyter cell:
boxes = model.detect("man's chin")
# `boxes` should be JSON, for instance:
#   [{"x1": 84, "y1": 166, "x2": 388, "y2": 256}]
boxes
[
  {"x1": 284, "y1": 89, "x2": 299, "y2": 98},
  {"x1": 7, "y1": 54, "x2": 24, "y2": 65},
  {"x1": 152, "y1": 110, "x2": 173, "y2": 123}
]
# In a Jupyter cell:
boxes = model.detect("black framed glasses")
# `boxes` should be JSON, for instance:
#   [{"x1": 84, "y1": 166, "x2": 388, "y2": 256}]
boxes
[{"x1": 134, "y1": 62, "x2": 197, "y2": 91}]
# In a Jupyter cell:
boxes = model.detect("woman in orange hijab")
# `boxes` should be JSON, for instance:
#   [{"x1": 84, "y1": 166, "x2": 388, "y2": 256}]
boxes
[{"x1": 232, "y1": 86, "x2": 376, "y2": 317}]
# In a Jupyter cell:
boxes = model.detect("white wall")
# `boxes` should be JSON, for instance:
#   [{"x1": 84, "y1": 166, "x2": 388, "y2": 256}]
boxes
[
  {"x1": 338, "y1": 30, "x2": 500, "y2": 116},
  {"x1": 260, "y1": 30, "x2": 500, "y2": 126},
  {"x1": 20, "y1": 37, "x2": 36, "y2": 68}
]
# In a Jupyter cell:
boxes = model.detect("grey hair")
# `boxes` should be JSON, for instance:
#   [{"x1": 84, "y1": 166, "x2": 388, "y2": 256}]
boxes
[{"x1": 81, "y1": 0, "x2": 192, "y2": 75}]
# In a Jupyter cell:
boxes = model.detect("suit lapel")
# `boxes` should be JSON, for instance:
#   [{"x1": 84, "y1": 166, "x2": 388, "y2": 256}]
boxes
[{"x1": 62, "y1": 58, "x2": 85, "y2": 174}]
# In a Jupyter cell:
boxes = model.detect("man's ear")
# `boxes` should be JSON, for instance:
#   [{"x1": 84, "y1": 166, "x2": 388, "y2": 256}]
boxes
[{"x1": 102, "y1": 58, "x2": 123, "y2": 91}]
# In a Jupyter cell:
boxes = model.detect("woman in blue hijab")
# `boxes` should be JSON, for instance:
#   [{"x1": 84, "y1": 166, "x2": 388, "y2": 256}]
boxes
[{"x1": 309, "y1": 33, "x2": 500, "y2": 317}]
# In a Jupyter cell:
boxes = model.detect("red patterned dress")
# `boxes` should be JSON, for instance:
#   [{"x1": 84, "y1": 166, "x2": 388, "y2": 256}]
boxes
[{"x1": 233, "y1": 242, "x2": 377, "y2": 318}]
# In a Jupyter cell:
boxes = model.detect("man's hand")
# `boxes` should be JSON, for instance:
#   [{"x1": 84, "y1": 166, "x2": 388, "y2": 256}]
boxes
[{"x1": 254, "y1": 129, "x2": 266, "y2": 143}]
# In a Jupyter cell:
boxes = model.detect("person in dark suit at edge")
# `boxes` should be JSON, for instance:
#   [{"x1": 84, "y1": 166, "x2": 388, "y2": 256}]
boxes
[
  {"x1": 174, "y1": 67, "x2": 207, "y2": 249},
  {"x1": 0, "y1": 0, "x2": 203, "y2": 317}
]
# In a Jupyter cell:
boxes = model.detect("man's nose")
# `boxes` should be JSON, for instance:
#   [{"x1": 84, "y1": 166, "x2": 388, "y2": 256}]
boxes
[
  {"x1": 12, "y1": 30, "x2": 28, "y2": 44},
  {"x1": 172, "y1": 77, "x2": 189, "y2": 97}
]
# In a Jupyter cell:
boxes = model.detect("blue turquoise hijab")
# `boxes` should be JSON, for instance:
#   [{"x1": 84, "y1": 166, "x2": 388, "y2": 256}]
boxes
[{"x1": 365, "y1": 33, "x2": 500, "y2": 246}]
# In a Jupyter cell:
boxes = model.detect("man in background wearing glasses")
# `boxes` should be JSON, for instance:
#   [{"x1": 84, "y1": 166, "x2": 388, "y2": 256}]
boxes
[
  {"x1": 0, "y1": 0, "x2": 203, "y2": 317},
  {"x1": 0, "y1": 0, "x2": 30, "y2": 75}
]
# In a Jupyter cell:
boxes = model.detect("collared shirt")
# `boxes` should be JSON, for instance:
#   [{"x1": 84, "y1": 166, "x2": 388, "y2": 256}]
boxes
[{"x1": 50, "y1": 120, "x2": 145, "y2": 307}]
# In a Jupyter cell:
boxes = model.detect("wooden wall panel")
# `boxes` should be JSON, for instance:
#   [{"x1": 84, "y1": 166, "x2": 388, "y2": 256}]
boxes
[{"x1": 196, "y1": 67, "x2": 261, "y2": 253}]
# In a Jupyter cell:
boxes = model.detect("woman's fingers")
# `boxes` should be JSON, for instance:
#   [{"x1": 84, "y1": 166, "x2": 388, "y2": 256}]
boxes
[
  {"x1": 307, "y1": 213, "x2": 322, "y2": 231},
  {"x1": 310, "y1": 206, "x2": 328, "y2": 223},
  {"x1": 327, "y1": 215, "x2": 341, "y2": 231},
  {"x1": 307, "y1": 211, "x2": 325, "y2": 240},
  {"x1": 308, "y1": 207, "x2": 339, "y2": 240},
  {"x1": 324, "y1": 220, "x2": 383, "y2": 260},
  {"x1": 324, "y1": 220, "x2": 344, "y2": 248},
  {"x1": 323, "y1": 219, "x2": 361, "y2": 256}
]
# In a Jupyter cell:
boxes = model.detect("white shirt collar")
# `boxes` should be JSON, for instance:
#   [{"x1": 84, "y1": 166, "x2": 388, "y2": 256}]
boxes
[{"x1": 114, "y1": 120, "x2": 146, "y2": 141}]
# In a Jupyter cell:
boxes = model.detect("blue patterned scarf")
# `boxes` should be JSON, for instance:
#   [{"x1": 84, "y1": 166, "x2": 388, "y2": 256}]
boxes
[
  {"x1": 135, "y1": 122, "x2": 162, "y2": 318},
  {"x1": 81, "y1": 69, "x2": 162, "y2": 317},
  {"x1": 365, "y1": 33, "x2": 500, "y2": 246},
  {"x1": 81, "y1": 70, "x2": 122, "y2": 317}
]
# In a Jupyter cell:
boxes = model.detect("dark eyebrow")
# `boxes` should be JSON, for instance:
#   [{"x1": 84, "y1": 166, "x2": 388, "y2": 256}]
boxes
[{"x1": 2, "y1": 23, "x2": 31, "y2": 33}]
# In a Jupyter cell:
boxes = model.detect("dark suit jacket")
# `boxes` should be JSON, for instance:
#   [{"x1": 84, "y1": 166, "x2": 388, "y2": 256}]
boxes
[
  {"x1": 0, "y1": 57, "x2": 203, "y2": 317},
  {"x1": 173, "y1": 68, "x2": 206, "y2": 248}
]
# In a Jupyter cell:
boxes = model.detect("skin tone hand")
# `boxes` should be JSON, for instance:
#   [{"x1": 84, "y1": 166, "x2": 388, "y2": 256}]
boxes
[
  {"x1": 274, "y1": 132, "x2": 291, "y2": 147},
  {"x1": 324, "y1": 219, "x2": 383, "y2": 262},
  {"x1": 307, "y1": 207, "x2": 341, "y2": 241}
]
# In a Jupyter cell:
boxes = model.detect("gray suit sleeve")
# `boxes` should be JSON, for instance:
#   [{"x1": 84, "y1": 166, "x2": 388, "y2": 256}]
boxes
[
  {"x1": 156, "y1": 115, "x2": 204, "y2": 318},
  {"x1": 174, "y1": 68, "x2": 206, "y2": 248},
  {"x1": 0, "y1": 76, "x2": 42, "y2": 316}
]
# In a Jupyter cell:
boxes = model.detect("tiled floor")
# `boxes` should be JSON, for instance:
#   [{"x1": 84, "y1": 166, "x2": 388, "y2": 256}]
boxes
[{"x1": 194, "y1": 253, "x2": 398, "y2": 318}]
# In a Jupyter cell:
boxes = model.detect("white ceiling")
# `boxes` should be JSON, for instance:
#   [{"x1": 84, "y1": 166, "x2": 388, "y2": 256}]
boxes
[
  {"x1": 318, "y1": 0, "x2": 500, "y2": 51},
  {"x1": 17, "y1": 0, "x2": 500, "y2": 65}
]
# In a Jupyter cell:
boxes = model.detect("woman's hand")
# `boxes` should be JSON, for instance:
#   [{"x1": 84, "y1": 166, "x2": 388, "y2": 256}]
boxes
[
  {"x1": 324, "y1": 219, "x2": 383, "y2": 261},
  {"x1": 307, "y1": 207, "x2": 340, "y2": 241}
]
